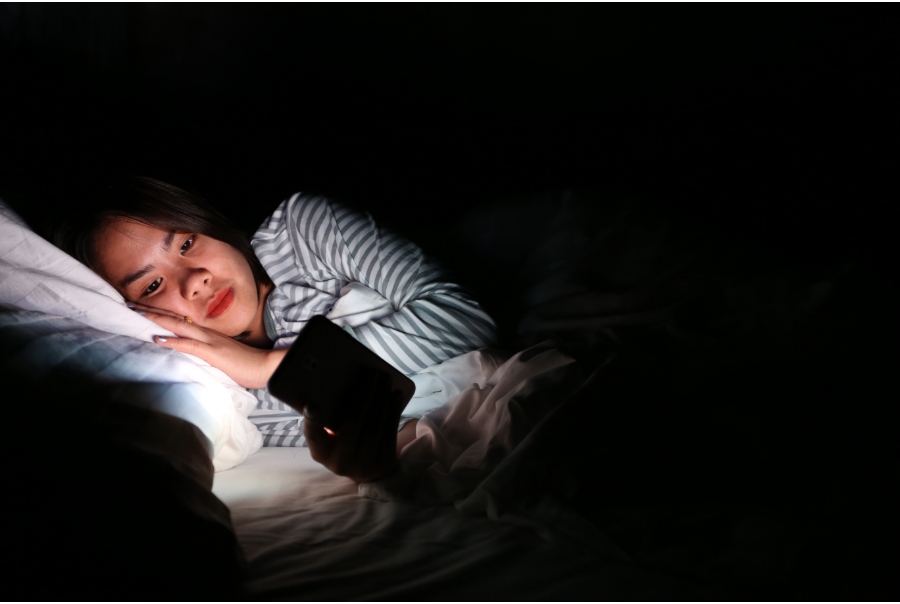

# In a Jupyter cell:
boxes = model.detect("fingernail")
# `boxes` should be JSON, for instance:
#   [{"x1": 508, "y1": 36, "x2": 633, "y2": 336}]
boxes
[
  {"x1": 135, "y1": 309, "x2": 147, "y2": 316},
  {"x1": 156, "y1": 336, "x2": 167, "y2": 343},
  {"x1": 126, "y1": 302, "x2": 136, "y2": 309}
]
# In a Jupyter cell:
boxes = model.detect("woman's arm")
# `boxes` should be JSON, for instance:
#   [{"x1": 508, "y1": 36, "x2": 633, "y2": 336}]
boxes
[{"x1": 253, "y1": 194, "x2": 497, "y2": 375}]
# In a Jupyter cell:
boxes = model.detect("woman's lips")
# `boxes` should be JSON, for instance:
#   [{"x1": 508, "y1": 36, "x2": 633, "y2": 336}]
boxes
[{"x1": 207, "y1": 288, "x2": 234, "y2": 319}]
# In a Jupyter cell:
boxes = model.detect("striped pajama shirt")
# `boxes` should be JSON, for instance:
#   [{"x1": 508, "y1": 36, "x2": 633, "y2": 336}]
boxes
[{"x1": 247, "y1": 193, "x2": 496, "y2": 447}]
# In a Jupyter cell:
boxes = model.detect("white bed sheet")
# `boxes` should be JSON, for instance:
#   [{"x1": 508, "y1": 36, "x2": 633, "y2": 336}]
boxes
[{"x1": 213, "y1": 447, "x2": 697, "y2": 600}]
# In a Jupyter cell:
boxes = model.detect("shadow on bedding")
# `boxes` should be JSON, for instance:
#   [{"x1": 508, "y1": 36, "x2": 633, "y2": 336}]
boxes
[
  {"x1": 0, "y1": 364, "x2": 246, "y2": 601},
  {"x1": 362, "y1": 338, "x2": 896, "y2": 598},
  {"x1": 380, "y1": 190, "x2": 898, "y2": 599},
  {"x1": 494, "y1": 350, "x2": 897, "y2": 600}
]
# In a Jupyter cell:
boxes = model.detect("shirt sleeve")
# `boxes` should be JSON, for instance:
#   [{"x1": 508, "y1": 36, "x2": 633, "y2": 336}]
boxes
[{"x1": 252, "y1": 193, "x2": 497, "y2": 375}]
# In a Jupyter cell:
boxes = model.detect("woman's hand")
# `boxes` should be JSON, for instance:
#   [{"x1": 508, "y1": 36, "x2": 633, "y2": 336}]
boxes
[
  {"x1": 129, "y1": 304, "x2": 285, "y2": 389},
  {"x1": 303, "y1": 370, "x2": 406, "y2": 483}
]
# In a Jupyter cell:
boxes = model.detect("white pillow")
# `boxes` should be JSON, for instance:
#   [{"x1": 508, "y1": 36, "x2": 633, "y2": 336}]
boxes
[{"x1": 0, "y1": 200, "x2": 261, "y2": 470}]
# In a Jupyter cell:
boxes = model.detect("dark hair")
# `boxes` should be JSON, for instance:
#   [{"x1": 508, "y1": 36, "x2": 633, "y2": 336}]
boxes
[{"x1": 53, "y1": 176, "x2": 272, "y2": 292}]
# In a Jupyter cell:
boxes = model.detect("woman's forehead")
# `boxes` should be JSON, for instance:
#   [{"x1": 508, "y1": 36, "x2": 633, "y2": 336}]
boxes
[{"x1": 93, "y1": 218, "x2": 172, "y2": 278}]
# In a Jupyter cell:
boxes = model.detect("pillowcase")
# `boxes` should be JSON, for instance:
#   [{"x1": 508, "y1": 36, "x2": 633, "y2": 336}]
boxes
[{"x1": 0, "y1": 199, "x2": 261, "y2": 470}]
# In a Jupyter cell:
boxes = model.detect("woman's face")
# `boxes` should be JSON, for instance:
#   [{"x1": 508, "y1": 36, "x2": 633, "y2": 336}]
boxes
[{"x1": 93, "y1": 218, "x2": 262, "y2": 337}]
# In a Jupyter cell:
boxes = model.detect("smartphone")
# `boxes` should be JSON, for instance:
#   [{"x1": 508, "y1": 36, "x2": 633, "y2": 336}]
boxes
[{"x1": 267, "y1": 315, "x2": 415, "y2": 430}]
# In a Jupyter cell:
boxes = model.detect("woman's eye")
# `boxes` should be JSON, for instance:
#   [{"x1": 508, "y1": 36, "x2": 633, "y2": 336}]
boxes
[
  {"x1": 181, "y1": 235, "x2": 196, "y2": 253},
  {"x1": 143, "y1": 278, "x2": 162, "y2": 297}
]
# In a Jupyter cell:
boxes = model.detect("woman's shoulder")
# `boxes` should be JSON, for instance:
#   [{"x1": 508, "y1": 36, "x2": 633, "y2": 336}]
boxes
[
  {"x1": 253, "y1": 193, "x2": 327, "y2": 238},
  {"x1": 254, "y1": 193, "x2": 372, "y2": 242}
]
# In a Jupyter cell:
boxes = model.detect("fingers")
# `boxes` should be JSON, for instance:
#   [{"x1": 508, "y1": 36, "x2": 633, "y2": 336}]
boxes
[
  {"x1": 126, "y1": 302, "x2": 185, "y2": 321},
  {"x1": 152, "y1": 334, "x2": 204, "y2": 355},
  {"x1": 127, "y1": 302, "x2": 200, "y2": 334},
  {"x1": 142, "y1": 311, "x2": 194, "y2": 328},
  {"x1": 139, "y1": 311, "x2": 205, "y2": 339},
  {"x1": 303, "y1": 416, "x2": 330, "y2": 446},
  {"x1": 303, "y1": 417, "x2": 336, "y2": 464},
  {"x1": 141, "y1": 314, "x2": 203, "y2": 351},
  {"x1": 302, "y1": 369, "x2": 403, "y2": 482}
]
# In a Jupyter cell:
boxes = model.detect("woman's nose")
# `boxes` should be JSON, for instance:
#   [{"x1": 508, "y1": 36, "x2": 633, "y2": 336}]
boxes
[{"x1": 183, "y1": 269, "x2": 212, "y2": 299}]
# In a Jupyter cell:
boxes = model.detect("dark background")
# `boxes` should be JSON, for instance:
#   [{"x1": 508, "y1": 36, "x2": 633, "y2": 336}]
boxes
[
  {"x1": 1, "y1": 4, "x2": 897, "y2": 272},
  {"x1": 2, "y1": 6, "x2": 899, "y2": 598}
]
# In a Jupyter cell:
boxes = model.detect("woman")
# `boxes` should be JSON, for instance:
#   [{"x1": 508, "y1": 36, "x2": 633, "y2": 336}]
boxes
[{"x1": 56, "y1": 177, "x2": 497, "y2": 482}]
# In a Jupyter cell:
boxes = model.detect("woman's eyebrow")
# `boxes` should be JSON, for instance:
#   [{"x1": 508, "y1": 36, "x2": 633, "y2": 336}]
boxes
[
  {"x1": 120, "y1": 265, "x2": 154, "y2": 289},
  {"x1": 119, "y1": 232, "x2": 175, "y2": 289},
  {"x1": 160, "y1": 231, "x2": 176, "y2": 252}
]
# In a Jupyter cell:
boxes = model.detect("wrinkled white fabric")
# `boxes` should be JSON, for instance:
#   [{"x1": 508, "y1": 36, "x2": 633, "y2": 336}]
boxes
[
  {"x1": 325, "y1": 281, "x2": 395, "y2": 328},
  {"x1": 0, "y1": 201, "x2": 261, "y2": 470},
  {"x1": 212, "y1": 446, "x2": 644, "y2": 600},
  {"x1": 357, "y1": 342, "x2": 631, "y2": 562},
  {"x1": 405, "y1": 348, "x2": 505, "y2": 418},
  {"x1": 359, "y1": 343, "x2": 587, "y2": 504}
]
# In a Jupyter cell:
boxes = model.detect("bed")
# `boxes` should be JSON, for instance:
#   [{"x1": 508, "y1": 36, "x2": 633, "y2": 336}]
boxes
[
  {"x1": 2, "y1": 193, "x2": 895, "y2": 600},
  {"x1": 212, "y1": 447, "x2": 660, "y2": 601}
]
